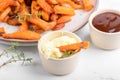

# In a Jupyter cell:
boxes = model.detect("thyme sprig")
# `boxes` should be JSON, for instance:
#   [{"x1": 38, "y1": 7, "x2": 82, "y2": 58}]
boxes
[
  {"x1": 0, "y1": 43, "x2": 32, "y2": 68},
  {"x1": 17, "y1": 11, "x2": 42, "y2": 23},
  {"x1": 60, "y1": 50, "x2": 75, "y2": 58},
  {"x1": 60, "y1": 49, "x2": 80, "y2": 58},
  {"x1": 0, "y1": 43, "x2": 19, "y2": 57}
]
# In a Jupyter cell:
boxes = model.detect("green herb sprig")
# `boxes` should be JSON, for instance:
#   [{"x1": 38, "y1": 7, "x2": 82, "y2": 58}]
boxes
[
  {"x1": 60, "y1": 50, "x2": 75, "y2": 58},
  {"x1": 0, "y1": 43, "x2": 32, "y2": 68},
  {"x1": 0, "y1": 43, "x2": 19, "y2": 58},
  {"x1": 16, "y1": 11, "x2": 42, "y2": 23},
  {"x1": 60, "y1": 49, "x2": 80, "y2": 58}
]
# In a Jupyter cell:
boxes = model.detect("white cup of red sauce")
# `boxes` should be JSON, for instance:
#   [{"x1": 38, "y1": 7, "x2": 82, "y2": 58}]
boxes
[{"x1": 89, "y1": 10, "x2": 120, "y2": 50}]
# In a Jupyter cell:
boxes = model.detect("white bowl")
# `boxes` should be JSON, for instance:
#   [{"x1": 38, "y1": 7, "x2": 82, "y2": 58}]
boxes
[
  {"x1": 38, "y1": 31, "x2": 82, "y2": 75},
  {"x1": 89, "y1": 10, "x2": 120, "y2": 49}
]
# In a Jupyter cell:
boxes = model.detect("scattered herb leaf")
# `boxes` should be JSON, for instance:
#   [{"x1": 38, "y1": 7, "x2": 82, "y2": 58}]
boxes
[{"x1": 16, "y1": 11, "x2": 42, "y2": 23}]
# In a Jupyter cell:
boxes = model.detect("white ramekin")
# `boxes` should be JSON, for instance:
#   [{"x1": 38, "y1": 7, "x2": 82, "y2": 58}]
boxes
[
  {"x1": 38, "y1": 31, "x2": 82, "y2": 75},
  {"x1": 89, "y1": 10, "x2": 120, "y2": 50}
]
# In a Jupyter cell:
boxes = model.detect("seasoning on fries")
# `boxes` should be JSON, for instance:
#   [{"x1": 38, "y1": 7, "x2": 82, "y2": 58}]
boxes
[{"x1": 0, "y1": 0, "x2": 93, "y2": 40}]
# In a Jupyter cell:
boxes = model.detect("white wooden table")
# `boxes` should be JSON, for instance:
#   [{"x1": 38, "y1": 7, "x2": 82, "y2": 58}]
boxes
[{"x1": 1, "y1": 0, "x2": 120, "y2": 80}]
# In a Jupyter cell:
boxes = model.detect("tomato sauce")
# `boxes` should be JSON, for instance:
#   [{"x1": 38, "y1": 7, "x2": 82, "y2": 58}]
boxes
[{"x1": 92, "y1": 12, "x2": 120, "y2": 33}]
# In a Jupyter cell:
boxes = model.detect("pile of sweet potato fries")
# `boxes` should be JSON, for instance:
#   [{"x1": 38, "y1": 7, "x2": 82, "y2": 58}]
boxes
[{"x1": 0, "y1": 0, "x2": 93, "y2": 40}]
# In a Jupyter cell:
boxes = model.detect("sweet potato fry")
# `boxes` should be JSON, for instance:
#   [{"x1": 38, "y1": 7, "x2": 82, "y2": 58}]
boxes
[
  {"x1": 57, "y1": 16, "x2": 71, "y2": 24},
  {"x1": 12, "y1": 1, "x2": 20, "y2": 13},
  {"x1": 14, "y1": 2, "x2": 28, "y2": 25},
  {"x1": 50, "y1": 14, "x2": 59, "y2": 21},
  {"x1": 52, "y1": 23, "x2": 65, "y2": 30},
  {"x1": 32, "y1": 24, "x2": 41, "y2": 30},
  {"x1": 41, "y1": 10, "x2": 50, "y2": 21},
  {"x1": 56, "y1": 0, "x2": 64, "y2": 4},
  {"x1": 35, "y1": 29, "x2": 44, "y2": 34},
  {"x1": 2, "y1": 30, "x2": 41, "y2": 40},
  {"x1": 19, "y1": 2, "x2": 29, "y2": 16},
  {"x1": 32, "y1": 25, "x2": 44, "y2": 34},
  {"x1": 17, "y1": 0, "x2": 24, "y2": 3},
  {"x1": 2, "y1": 16, "x2": 9, "y2": 22},
  {"x1": 58, "y1": 41, "x2": 90, "y2": 51},
  {"x1": 19, "y1": 21, "x2": 29, "y2": 31},
  {"x1": 27, "y1": 17, "x2": 56, "y2": 31},
  {"x1": 31, "y1": 1, "x2": 40, "y2": 14},
  {"x1": 49, "y1": 21, "x2": 57, "y2": 29},
  {"x1": 37, "y1": 0, "x2": 53, "y2": 14},
  {"x1": 54, "y1": 5, "x2": 75, "y2": 16},
  {"x1": 0, "y1": 7, "x2": 11, "y2": 21},
  {"x1": 0, "y1": 0, "x2": 11, "y2": 12},
  {"x1": 0, "y1": 27, "x2": 5, "y2": 36},
  {"x1": 82, "y1": 0, "x2": 93, "y2": 11},
  {"x1": 0, "y1": 0, "x2": 20, "y2": 13},
  {"x1": 73, "y1": 0, "x2": 82, "y2": 5},
  {"x1": 7, "y1": 18, "x2": 19, "y2": 25},
  {"x1": 63, "y1": 0, "x2": 83, "y2": 9},
  {"x1": 46, "y1": 0, "x2": 58, "y2": 4}
]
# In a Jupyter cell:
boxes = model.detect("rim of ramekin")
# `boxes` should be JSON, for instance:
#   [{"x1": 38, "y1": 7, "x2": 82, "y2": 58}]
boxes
[{"x1": 38, "y1": 30, "x2": 83, "y2": 61}]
